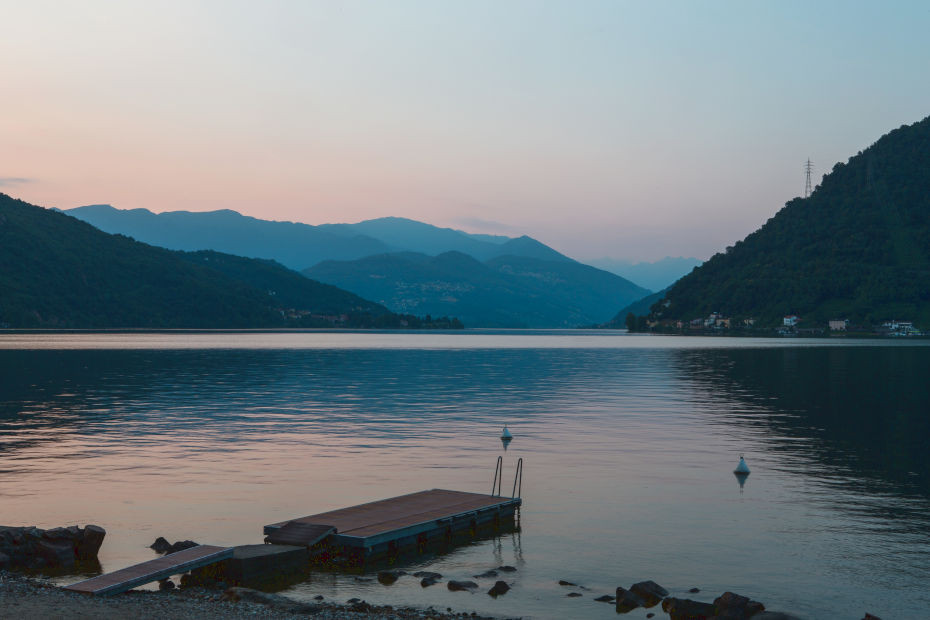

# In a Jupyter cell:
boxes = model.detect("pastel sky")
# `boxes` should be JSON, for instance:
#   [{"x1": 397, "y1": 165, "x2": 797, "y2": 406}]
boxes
[{"x1": 2, "y1": 1, "x2": 929, "y2": 261}]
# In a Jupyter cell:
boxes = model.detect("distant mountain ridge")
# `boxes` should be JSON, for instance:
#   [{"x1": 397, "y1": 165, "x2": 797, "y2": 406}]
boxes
[
  {"x1": 588, "y1": 256, "x2": 702, "y2": 291},
  {"x1": 305, "y1": 250, "x2": 648, "y2": 328},
  {"x1": 0, "y1": 193, "x2": 415, "y2": 328},
  {"x1": 643, "y1": 114, "x2": 930, "y2": 328},
  {"x1": 64, "y1": 207, "x2": 572, "y2": 270}
]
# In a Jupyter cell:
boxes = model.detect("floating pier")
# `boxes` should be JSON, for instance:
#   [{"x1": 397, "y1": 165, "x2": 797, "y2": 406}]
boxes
[
  {"x1": 64, "y1": 545, "x2": 232, "y2": 596},
  {"x1": 264, "y1": 488, "x2": 521, "y2": 565}
]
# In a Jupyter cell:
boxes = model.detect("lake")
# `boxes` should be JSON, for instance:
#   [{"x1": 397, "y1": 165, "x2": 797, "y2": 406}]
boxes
[{"x1": 1, "y1": 330, "x2": 929, "y2": 619}]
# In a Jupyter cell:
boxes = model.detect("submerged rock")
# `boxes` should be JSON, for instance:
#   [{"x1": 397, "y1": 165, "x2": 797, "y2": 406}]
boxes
[
  {"x1": 413, "y1": 571, "x2": 442, "y2": 579},
  {"x1": 662, "y1": 597, "x2": 716, "y2": 620},
  {"x1": 150, "y1": 537, "x2": 172, "y2": 554},
  {"x1": 629, "y1": 580, "x2": 669, "y2": 607},
  {"x1": 377, "y1": 570, "x2": 406, "y2": 585},
  {"x1": 497, "y1": 565, "x2": 517, "y2": 572},
  {"x1": 558, "y1": 579, "x2": 577, "y2": 586},
  {"x1": 447, "y1": 580, "x2": 478, "y2": 592},
  {"x1": 566, "y1": 592, "x2": 582, "y2": 597},
  {"x1": 488, "y1": 581, "x2": 510, "y2": 597},
  {"x1": 615, "y1": 587, "x2": 645, "y2": 613},
  {"x1": 713, "y1": 591, "x2": 765, "y2": 618},
  {"x1": 420, "y1": 576, "x2": 441, "y2": 588},
  {"x1": 474, "y1": 569, "x2": 499, "y2": 579},
  {"x1": 594, "y1": 594, "x2": 615, "y2": 602}
]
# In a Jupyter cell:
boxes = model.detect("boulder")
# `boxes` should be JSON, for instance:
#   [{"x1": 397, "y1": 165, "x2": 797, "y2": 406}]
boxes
[
  {"x1": 713, "y1": 591, "x2": 765, "y2": 619},
  {"x1": 36, "y1": 540, "x2": 75, "y2": 568},
  {"x1": 420, "y1": 576, "x2": 441, "y2": 587},
  {"x1": 168, "y1": 540, "x2": 198, "y2": 554},
  {"x1": 150, "y1": 537, "x2": 172, "y2": 554},
  {"x1": 447, "y1": 580, "x2": 478, "y2": 592},
  {"x1": 862, "y1": 615, "x2": 882, "y2": 620},
  {"x1": 661, "y1": 597, "x2": 716, "y2": 620},
  {"x1": 615, "y1": 587, "x2": 646, "y2": 613},
  {"x1": 558, "y1": 579, "x2": 577, "y2": 586},
  {"x1": 630, "y1": 580, "x2": 669, "y2": 607},
  {"x1": 77, "y1": 525, "x2": 106, "y2": 560},
  {"x1": 488, "y1": 581, "x2": 510, "y2": 597},
  {"x1": 377, "y1": 570, "x2": 406, "y2": 585},
  {"x1": 594, "y1": 594, "x2": 615, "y2": 602}
]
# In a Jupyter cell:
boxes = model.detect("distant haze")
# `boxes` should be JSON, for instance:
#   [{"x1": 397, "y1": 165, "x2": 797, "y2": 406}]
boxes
[{"x1": 3, "y1": 2, "x2": 930, "y2": 260}]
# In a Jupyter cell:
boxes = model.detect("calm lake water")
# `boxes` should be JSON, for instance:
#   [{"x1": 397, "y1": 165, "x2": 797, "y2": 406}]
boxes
[{"x1": 2, "y1": 330, "x2": 929, "y2": 619}]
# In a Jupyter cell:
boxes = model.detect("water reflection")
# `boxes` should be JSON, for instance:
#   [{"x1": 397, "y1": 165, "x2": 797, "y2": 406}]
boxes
[{"x1": 2, "y1": 339, "x2": 930, "y2": 618}]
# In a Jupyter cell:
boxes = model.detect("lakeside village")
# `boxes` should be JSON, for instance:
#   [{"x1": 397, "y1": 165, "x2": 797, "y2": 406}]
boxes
[{"x1": 632, "y1": 312, "x2": 925, "y2": 338}]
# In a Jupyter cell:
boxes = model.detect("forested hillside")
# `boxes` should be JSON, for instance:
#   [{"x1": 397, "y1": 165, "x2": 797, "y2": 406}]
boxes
[{"x1": 645, "y1": 115, "x2": 930, "y2": 328}]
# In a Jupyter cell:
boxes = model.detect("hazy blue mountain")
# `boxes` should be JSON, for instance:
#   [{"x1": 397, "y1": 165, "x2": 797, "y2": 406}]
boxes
[
  {"x1": 0, "y1": 194, "x2": 397, "y2": 328},
  {"x1": 305, "y1": 251, "x2": 648, "y2": 328},
  {"x1": 65, "y1": 207, "x2": 573, "y2": 269},
  {"x1": 319, "y1": 216, "x2": 572, "y2": 262},
  {"x1": 65, "y1": 205, "x2": 393, "y2": 271},
  {"x1": 588, "y1": 256, "x2": 702, "y2": 291}
]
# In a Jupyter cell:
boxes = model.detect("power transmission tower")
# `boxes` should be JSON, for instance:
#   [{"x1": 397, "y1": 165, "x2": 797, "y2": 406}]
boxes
[{"x1": 804, "y1": 158, "x2": 814, "y2": 198}]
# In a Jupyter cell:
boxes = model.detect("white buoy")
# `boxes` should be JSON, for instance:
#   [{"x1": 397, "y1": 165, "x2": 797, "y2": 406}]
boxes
[
  {"x1": 500, "y1": 425, "x2": 513, "y2": 440},
  {"x1": 734, "y1": 454, "x2": 750, "y2": 474}
]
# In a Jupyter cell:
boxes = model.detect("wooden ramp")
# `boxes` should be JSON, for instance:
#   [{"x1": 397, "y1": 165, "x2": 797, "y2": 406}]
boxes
[
  {"x1": 64, "y1": 545, "x2": 233, "y2": 596},
  {"x1": 264, "y1": 522, "x2": 334, "y2": 546}
]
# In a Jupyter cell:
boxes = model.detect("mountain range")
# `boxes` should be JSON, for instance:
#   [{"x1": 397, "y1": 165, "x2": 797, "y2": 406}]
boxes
[
  {"x1": 65, "y1": 206, "x2": 650, "y2": 327},
  {"x1": 306, "y1": 251, "x2": 649, "y2": 328},
  {"x1": 644, "y1": 114, "x2": 930, "y2": 328},
  {"x1": 588, "y1": 257, "x2": 702, "y2": 291},
  {"x1": 0, "y1": 193, "x2": 420, "y2": 329}
]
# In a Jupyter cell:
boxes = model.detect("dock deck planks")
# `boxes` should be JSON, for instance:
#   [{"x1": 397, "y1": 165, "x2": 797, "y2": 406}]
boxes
[
  {"x1": 265, "y1": 489, "x2": 521, "y2": 549},
  {"x1": 64, "y1": 545, "x2": 233, "y2": 596}
]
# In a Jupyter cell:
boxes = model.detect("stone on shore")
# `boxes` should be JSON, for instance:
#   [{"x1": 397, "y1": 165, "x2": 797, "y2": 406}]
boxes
[
  {"x1": 0, "y1": 524, "x2": 106, "y2": 570},
  {"x1": 629, "y1": 580, "x2": 669, "y2": 607},
  {"x1": 488, "y1": 580, "x2": 510, "y2": 597},
  {"x1": 222, "y1": 586, "x2": 321, "y2": 615}
]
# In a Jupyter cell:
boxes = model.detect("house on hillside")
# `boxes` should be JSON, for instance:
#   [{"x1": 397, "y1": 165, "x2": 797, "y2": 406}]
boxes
[
  {"x1": 829, "y1": 319, "x2": 848, "y2": 331},
  {"x1": 783, "y1": 315, "x2": 799, "y2": 327}
]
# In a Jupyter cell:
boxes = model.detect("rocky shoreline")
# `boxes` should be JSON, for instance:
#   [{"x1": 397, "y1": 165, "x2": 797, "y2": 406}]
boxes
[
  {"x1": 1, "y1": 526, "x2": 884, "y2": 619},
  {"x1": 0, "y1": 571, "x2": 504, "y2": 620}
]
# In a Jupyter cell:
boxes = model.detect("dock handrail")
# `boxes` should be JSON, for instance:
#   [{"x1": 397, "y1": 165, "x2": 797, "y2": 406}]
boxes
[
  {"x1": 492, "y1": 455, "x2": 503, "y2": 496},
  {"x1": 512, "y1": 457, "x2": 523, "y2": 499}
]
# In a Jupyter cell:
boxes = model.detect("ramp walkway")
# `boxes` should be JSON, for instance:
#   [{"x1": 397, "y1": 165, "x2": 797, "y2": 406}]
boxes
[{"x1": 64, "y1": 544, "x2": 232, "y2": 596}]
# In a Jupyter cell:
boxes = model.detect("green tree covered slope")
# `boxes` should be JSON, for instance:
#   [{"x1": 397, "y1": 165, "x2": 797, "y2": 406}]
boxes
[
  {"x1": 647, "y1": 115, "x2": 930, "y2": 327},
  {"x1": 0, "y1": 194, "x2": 393, "y2": 328}
]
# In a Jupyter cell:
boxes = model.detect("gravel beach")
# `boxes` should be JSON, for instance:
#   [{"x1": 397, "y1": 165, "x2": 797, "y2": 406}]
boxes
[{"x1": 0, "y1": 571, "x2": 505, "y2": 620}]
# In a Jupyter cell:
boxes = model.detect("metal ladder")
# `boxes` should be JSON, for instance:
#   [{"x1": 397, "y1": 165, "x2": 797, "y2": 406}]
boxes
[{"x1": 491, "y1": 456, "x2": 523, "y2": 499}]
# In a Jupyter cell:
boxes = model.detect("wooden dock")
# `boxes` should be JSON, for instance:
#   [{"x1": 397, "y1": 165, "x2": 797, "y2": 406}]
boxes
[
  {"x1": 264, "y1": 488, "x2": 521, "y2": 562},
  {"x1": 64, "y1": 545, "x2": 233, "y2": 596}
]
